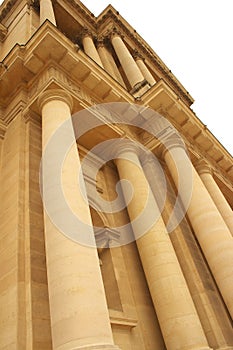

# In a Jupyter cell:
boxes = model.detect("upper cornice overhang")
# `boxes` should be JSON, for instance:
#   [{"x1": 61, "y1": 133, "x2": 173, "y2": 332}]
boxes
[
  {"x1": 0, "y1": 20, "x2": 133, "y2": 109},
  {"x1": 0, "y1": 20, "x2": 231, "y2": 187},
  {"x1": 96, "y1": 6, "x2": 194, "y2": 108},
  {"x1": 141, "y1": 80, "x2": 233, "y2": 183},
  {"x1": 0, "y1": 0, "x2": 18, "y2": 22}
]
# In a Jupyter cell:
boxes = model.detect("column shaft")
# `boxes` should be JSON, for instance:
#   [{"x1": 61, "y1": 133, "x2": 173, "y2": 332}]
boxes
[
  {"x1": 83, "y1": 35, "x2": 103, "y2": 68},
  {"x1": 135, "y1": 58, "x2": 156, "y2": 86},
  {"x1": 197, "y1": 164, "x2": 233, "y2": 236},
  {"x1": 97, "y1": 43, "x2": 126, "y2": 87},
  {"x1": 40, "y1": 0, "x2": 56, "y2": 26},
  {"x1": 38, "y1": 90, "x2": 119, "y2": 350},
  {"x1": 111, "y1": 34, "x2": 144, "y2": 88},
  {"x1": 115, "y1": 147, "x2": 210, "y2": 350},
  {"x1": 142, "y1": 156, "x2": 233, "y2": 349},
  {"x1": 164, "y1": 144, "x2": 233, "y2": 320}
]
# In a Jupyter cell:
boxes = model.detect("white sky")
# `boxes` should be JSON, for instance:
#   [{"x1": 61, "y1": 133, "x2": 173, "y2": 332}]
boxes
[
  {"x1": 81, "y1": 0, "x2": 233, "y2": 156},
  {"x1": 0, "y1": 0, "x2": 232, "y2": 156}
]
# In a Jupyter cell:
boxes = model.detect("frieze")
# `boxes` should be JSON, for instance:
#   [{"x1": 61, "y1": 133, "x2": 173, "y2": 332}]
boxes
[
  {"x1": 28, "y1": 65, "x2": 98, "y2": 106},
  {"x1": 66, "y1": 0, "x2": 96, "y2": 28},
  {"x1": 0, "y1": 0, "x2": 18, "y2": 22}
]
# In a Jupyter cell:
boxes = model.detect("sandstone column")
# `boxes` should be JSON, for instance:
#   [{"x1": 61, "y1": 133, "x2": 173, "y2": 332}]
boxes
[
  {"x1": 40, "y1": 0, "x2": 56, "y2": 26},
  {"x1": 38, "y1": 89, "x2": 119, "y2": 350},
  {"x1": 114, "y1": 142, "x2": 210, "y2": 350},
  {"x1": 163, "y1": 135, "x2": 233, "y2": 320},
  {"x1": 110, "y1": 30, "x2": 145, "y2": 89},
  {"x1": 81, "y1": 28, "x2": 103, "y2": 68},
  {"x1": 196, "y1": 159, "x2": 233, "y2": 236},
  {"x1": 133, "y1": 50, "x2": 156, "y2": 86},
  {"x1": 142, "y1": 154, "x2": 233, "y2": 349},
  {"x1": 97, "y1": 39, "x2": 126, "y2": 87}
]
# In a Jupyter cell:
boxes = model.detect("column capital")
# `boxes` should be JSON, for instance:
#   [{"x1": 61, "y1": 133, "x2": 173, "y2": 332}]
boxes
[
  {"x1": 108, "y1": 26, "x2": 124, "y2": 40},
  {"x1": 161, "y1": 133, "x2": 186, "y2": 158},
  {"x1": 112, "y1": 139, "x2": 142, "y2": 160},
  {"x1": 195, "y1": 158, "x2": 213, "y2": 175},
  {"x1": 80, "y1": 27, "x2": 94, "y2": 39},
  {"x1": 37, "y1": 89, "x2": 73, "y2": 113},
  {"x1": 132, "y1": 49, "x2": 144, "y2": 61},
  {"x1": 139, "y1": 151, "x2": 155, "y2": 167},
  {"x1": 96, "y1": 37, "x2": 105, "y2": 48}
]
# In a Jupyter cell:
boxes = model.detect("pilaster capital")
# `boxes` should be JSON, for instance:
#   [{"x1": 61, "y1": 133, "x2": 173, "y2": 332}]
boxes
[
  {"x1": 37, "y1": 89, "x2": 73, "y2": 113},
  {"x1": 195, "y1": 158, "x2": 213, "y2": 176}
]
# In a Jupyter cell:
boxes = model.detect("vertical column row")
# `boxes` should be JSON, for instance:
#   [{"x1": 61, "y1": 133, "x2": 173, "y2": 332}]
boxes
[
  {"x1": 38, "y1": 89, "x2": 120, "y2": 350},
  {"x1": 163, "y1": 136, "x2": 233, "y2": 320},
  {"x1": 142, "y1": 154, "x2": 233, "y2": 348},
  {"x1": 79, "y1": 27, "x2": 155, "y2": 93},
  {"x1": 114, "y1": 143, "x2": 211, "y2": 350}
]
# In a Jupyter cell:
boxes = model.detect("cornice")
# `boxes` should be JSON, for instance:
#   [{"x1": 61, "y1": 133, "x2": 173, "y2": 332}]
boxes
[
  {"x1": 59, "y1": 0, "x2": 96, "y2": 28},
  {"x1": 0, "y1": 0, "x2": 18, "y2": 22},
  {"x1": 97, "y1": 9, "x2": 194, "y2": 107}
]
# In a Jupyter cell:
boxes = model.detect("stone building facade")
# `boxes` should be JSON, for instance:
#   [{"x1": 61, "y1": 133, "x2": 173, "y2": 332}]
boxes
[{"x1": 0, "y1": 0, "x2": 233, "y2": 349}]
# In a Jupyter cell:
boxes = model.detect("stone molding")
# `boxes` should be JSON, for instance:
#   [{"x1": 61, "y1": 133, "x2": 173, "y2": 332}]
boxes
[
  {"x1": 0, "y1": 119, "x2": 6, "y2": 139},
  {"x1": 0, "y1": 23, "x2": 7, "y2": 42},
  {"x1": 22, "y1": 109, "x2": 41, "y2": 126},
  {"x1": 0, "y1": 0, "x2": 18, "y2": 22}
]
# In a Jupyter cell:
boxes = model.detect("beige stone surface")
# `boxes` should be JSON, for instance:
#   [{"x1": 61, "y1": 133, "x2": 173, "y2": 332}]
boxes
[
  {"x1": 164, "y1": 143, "x2": 233, "y2": 320},
  {"x1": 115, "y1": 146, "x2": 211, "y2": 350},
  {"x1": 39, "y1": 89, "x2": 119, "y2": 350},
  {"x1": 0, "y1": 0, "x2": 233, "y2": 349}
]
